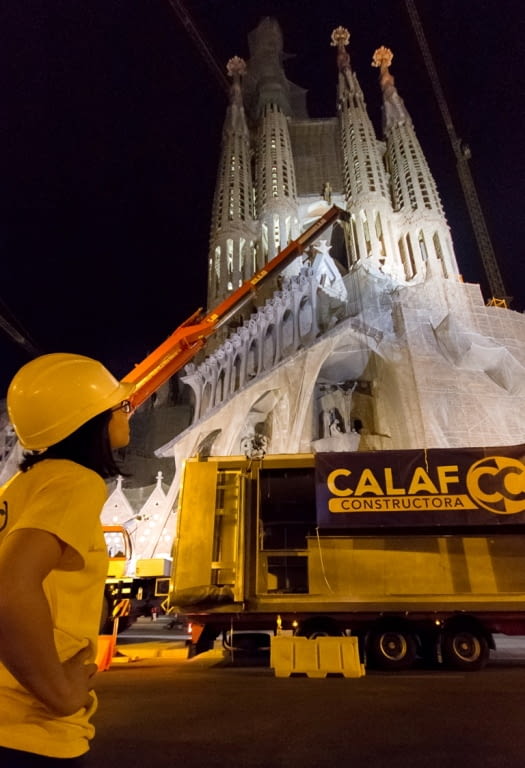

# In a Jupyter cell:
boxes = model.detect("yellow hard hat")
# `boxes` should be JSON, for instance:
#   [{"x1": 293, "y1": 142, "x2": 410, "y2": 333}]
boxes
[{"x1": 7, "y1": 353, "x2": 135, "y2": 450}]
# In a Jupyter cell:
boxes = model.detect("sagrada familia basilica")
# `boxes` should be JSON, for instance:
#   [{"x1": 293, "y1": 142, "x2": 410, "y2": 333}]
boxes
[
  {"x1": 83, "y1": 18, "x2": 525, "y2": 558},
  {"x1": 169, "y1": 20, "x2": 524, "y2": 463},
  {"x1": 2, "y1": 18, "x2": 524, "y2": 562}
]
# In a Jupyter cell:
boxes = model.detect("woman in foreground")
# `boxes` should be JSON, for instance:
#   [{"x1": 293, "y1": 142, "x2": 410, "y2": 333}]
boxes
[{"x1": 0, "y1": 353, "x2": 134, "y2": 766}]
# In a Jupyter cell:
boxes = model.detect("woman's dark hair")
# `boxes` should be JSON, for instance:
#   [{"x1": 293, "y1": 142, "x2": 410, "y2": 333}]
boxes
[{"x1": 20, "y1": 409, "x2": 123, "y2": 478}]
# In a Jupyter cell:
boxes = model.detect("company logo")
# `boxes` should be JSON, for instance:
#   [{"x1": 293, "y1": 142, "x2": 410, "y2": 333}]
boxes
[
  {"x1": 325, "y1": 464, "x2": 474, "y2": 513},
  {"x1": 466, "y1": 455, "x2": 525, "y2": 515},
  {"x1": 322, "y1": 451, "x2": 525, "y2": 517}
]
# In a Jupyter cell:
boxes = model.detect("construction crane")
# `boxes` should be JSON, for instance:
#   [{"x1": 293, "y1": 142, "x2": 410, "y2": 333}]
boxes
[
  {"x1": 405, "y1": 0, "x2": 510, "y2": 307},
  {"x1": 0, "y1": 300, "x2": 41, "y2": 358},
  {"x1": 166, "y1": 0, "x2": 230, "y2": 95}
]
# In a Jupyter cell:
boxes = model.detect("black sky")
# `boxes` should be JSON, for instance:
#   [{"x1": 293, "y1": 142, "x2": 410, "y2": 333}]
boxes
[{"x1": 3, "y1": 0, "x2": 524, "y2": 395}]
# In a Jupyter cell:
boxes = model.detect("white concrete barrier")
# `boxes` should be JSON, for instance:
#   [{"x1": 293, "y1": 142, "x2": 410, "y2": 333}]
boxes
[{"x1": 271, "y1": 635, "x2": 365, "y2": 678}]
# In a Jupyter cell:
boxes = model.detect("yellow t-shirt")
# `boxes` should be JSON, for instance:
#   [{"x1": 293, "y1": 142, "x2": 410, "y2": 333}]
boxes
[{"x1": 0, "y1": 459, "x2": 108, "y2": 758}]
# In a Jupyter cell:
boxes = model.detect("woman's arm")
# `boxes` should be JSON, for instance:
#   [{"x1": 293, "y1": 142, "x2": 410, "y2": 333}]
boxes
[{"x1": 0, "y1": 528, "x2": 97, "y2": 716}]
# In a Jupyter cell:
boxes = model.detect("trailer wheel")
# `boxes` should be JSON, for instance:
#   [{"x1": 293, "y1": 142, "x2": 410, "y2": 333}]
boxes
[
  {"x1": 367, "y1": 627, "x2": 417, "y2": 671},
  {"x1": 441, "y1": 626, "x2": 489, "y2": 671},
  {"x1": 296, "y1": 617, "x2": 343, "y2": 638}
]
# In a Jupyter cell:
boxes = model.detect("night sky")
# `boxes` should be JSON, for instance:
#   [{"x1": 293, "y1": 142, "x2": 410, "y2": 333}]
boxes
[{"x1": 3, "y1": 0, "x2": 524, "y2": 395}]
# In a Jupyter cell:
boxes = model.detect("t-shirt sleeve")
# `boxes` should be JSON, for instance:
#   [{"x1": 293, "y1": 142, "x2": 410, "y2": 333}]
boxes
[{"x1": 9, "y1": 464, "x2": 108, "y2": 565}]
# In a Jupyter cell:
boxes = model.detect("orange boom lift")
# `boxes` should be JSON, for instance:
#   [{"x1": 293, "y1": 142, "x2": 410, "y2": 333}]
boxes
[{"x1": 122, "y1": 206, "x2": 345, "y2": 407}]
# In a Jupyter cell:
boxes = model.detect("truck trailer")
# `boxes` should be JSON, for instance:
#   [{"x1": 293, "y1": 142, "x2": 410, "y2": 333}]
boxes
[{"x1": 168, "y1": 444, "x2": 525, "y2": 671}]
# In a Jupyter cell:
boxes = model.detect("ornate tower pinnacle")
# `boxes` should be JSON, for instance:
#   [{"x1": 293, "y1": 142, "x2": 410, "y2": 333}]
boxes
[
  {"x1": 371, "y1": 46, "x2": 403, "y2": 120},
  {"x1": 372, "y1": 45, "x2": 393, "y2": 71},
  {"x1": 226, "y1": 56, "x2": 246, "y2": 77},
  {"x1": 331, "y1": 26, "x2": 351, "y2": 71},
  {"x1": 226, "y1": 56, "x2": 246, "y2": 104}
]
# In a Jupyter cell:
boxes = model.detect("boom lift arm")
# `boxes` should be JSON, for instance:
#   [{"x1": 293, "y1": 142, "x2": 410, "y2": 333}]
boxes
[{"x1": 123, "y1": 206, "x2": 345, "y2": 408}]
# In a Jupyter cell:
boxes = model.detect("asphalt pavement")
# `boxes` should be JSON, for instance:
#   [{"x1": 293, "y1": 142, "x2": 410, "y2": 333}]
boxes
[{"x1": 89, "y1": 626, "x2": 525, "y2": 768}]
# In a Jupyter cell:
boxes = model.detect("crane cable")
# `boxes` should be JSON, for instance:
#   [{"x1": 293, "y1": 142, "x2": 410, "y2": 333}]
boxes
[
  {"x1": 0, "y1": 297, "x2": 41, "y2": 357},
  {"x1": 166, "y1": 0, "x2": 230, "y2": 95}
]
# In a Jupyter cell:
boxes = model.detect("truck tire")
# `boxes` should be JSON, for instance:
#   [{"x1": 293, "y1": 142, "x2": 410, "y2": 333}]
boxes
[
  {"x1": 441, "y1": 627, "x2": 489, "y2": 671},
  {"x1": 367, "y1": 627, "x2": 417, "y2": 670}
]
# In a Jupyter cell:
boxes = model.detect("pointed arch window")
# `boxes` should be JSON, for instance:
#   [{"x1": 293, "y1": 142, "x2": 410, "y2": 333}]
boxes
[
  {"x1": 231, "y1": 356, "x2": 242, "y2": 393},
  {"x1": 399, "y1": 236, "x2": 415, "y2": 280},
  {"x1": 281, "y1": 310, "x2": 294, "y2": 355},
  {"x1": 273, "y1": 214, "x2": 280, "y2": 255},
  {"x1": 433, "y1": 232, "x2": 448, "y2": 278},
  {"x1": 262, "y1": 223, "x2": 269, "y2": 261},
  {"x1": 239, "y1": 237, "x2": 246, "y2": 278},
  {"x1": 214, "y1": 246, "x2": 221, "y2": 282},
  {"x1": 201, "y1": 381, "x2": 212, "y2": 417},
  {"x1": 375, "y1": 212, "x2": 385, "y2": 257},
  {"x1": 298, "y1": 296, "x2": 314, "y2": 341},
  {"x1": 351, "y1": 216, "x2": 360, "y2": 263},
  {"x1": 262, "y1": 326, "x2": 276, "y2": 369},
  {"x1": 215, "y1": 369, "x2": 226, "y2": 406},
  {"x1": 227, "y1": 239, "x2": 234, "y2": 290},
  {"x1": 361, "y1": 212, "x2": 372, "y2": 256},
  {"x1": 418, "y1": 231, "x2": 429, "y2": 262},
  {"x1": 406, "y1": 235, "x2": 417, "y2": 278},
  {"x1": 247, "y1": 341, "x2": 258, "y2": 379}
]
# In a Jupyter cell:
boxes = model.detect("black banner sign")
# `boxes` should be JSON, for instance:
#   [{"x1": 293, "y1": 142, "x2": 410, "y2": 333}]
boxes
[{"x1": 315, "y1": 444, "x2": 525, "y2": 529}]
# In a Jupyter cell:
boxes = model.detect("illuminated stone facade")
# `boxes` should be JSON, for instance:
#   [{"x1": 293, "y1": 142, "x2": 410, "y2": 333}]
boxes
[
  {"x1": 4, "y1": 19, "x2": 519, "y2": 561},
  {"x1": 147, "y1": 20, "x2": 524, "y2": 559}
]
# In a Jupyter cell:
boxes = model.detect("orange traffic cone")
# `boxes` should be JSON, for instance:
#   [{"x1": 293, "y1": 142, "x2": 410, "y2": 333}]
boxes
[{"x1": 96, "y1": 618, "x2": 119, "y2": 671}]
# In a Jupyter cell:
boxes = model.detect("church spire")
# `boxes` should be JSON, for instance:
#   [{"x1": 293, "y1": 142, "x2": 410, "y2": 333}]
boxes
[
  {"x1": 331, "y1": 27, "x2": 397, "y2": 276},
  {"x1": 207, "y1": 56, "x2": 257, "y2": 308},
  {"x1": 373, "y1": 47, "x2": 460, "y2": 281},
  {"x1": 371, "y1": 46, "x2": 410, "y2": 129},
  {"x1": 332, "y1": 25, "x2": 389, "y2": 206},
  {"x1": 249, "y1": 18, "x2": 299, "y2": 264},
  {"x1": 247, "y1": 17, "x2": 293, "y2": 117}
]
